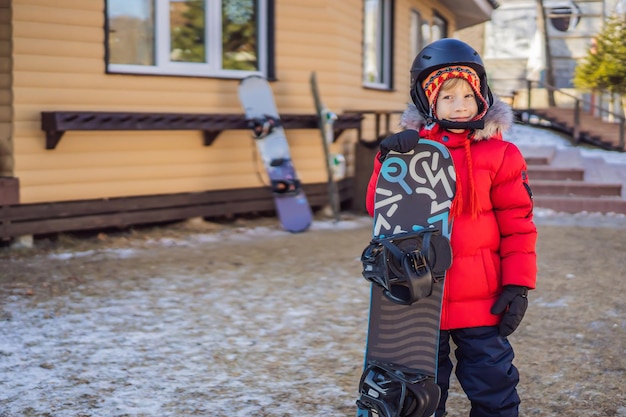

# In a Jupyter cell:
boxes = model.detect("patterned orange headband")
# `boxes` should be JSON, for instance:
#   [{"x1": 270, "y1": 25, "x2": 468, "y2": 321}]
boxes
[{"x1": 421, "y1": 65, "x2": 488, "y2": 121}]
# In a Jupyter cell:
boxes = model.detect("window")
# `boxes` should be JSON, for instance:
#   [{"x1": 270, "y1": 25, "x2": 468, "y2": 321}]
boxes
[
  {"x1": 548, "y1": 4, "x2": 581, "y2": 32},
  {"x1": 421, "y1": 15, "x2": 431, "y2": 50},
  {"x1": 431, "y1": 13, "x2": 448, "y2": 42},
  {"x1": 410, "y1": 10, "x2": 428, "y2": 58},
  {"x1": 363, "y1": 0, "x2": 394, "y2": 89},
  {"x1": 106, "y1": 0, "x2": 273, "y2": 78}
]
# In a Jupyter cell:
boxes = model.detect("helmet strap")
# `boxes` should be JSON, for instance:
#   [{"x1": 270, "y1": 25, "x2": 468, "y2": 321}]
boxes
[{"x1": 437, "y1": 118, "x2": 485, "y2": 130}]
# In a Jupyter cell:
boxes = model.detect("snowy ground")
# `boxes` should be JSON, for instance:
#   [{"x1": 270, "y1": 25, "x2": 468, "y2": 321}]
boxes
[
  {"x1": 0, "y1": 216, "x2": 374, "y2": 417},
  {"x1": 1, "y1": 124, "x2": 625, "y2": 417}
]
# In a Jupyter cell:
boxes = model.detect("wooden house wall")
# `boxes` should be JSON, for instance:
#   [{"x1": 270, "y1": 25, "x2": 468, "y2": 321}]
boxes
[
  {"x1": 11, "y1": 0, "x2": 458, "y2": 204},
  {"x1": 0, "y1": 0, "x2": 11, "y2": 177}
]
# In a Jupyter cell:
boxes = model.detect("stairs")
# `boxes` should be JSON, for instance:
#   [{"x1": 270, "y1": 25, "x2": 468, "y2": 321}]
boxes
[
  {"x1": 519, "y1": 107, "x2": 624, "y2": 151},
  {"x1": 520, "y1": 145, "x2": 626, "y2": 215}
]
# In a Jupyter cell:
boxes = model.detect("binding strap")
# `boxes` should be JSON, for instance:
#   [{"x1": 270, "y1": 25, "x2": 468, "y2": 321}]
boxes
[
  {"x1": 357, "y1": 360, "x2": 441, "y2": 417},
  {"x1": 360, "y1": 229, "x2": 452, "y2": 305},
  {"x1": 247, "y1": 115, "x2": 282, "y2": 139},
  {"x1": 378, "y1": 231, "x2": 434, "y2": 305}
]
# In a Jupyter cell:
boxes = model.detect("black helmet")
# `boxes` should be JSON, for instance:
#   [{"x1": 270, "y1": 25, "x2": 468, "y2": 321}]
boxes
[{"x1": 409, "y1": 38, "x2": 493, "y2": 129}]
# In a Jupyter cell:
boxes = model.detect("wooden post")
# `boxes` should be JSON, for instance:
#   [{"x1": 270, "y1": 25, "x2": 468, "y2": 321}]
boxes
[
  {"x1": 619, "y1": 117, "x2": 626, "y2": 151},
  {"x1": 0, "y1": 177, "x2": 19, "y2": 205},
  {"x1": 573, "y1": 100, "x2": 581, "y2": 144}
]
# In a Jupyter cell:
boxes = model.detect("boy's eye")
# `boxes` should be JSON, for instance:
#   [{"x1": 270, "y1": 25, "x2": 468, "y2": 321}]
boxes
[{"x1": 465, "y1": 93, "x2": 475, "y2": 99}]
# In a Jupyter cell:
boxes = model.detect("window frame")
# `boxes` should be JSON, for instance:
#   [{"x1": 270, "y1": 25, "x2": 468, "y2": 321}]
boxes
[
  {"x1": 410, "y1": 9, "x2": 427, "y2": 59},
  {"x1": 105, "y1": 0, "x2": 275, "y2": 79},
  {"x1": 431, "y1": 12, "x2": 448, "y2": 42},
  {"x1": 362, "y1": 0, "x2": 394, "y2": 90}
]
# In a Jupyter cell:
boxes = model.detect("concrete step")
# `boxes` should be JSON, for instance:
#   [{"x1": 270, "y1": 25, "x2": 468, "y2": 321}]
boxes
[
  {"x1": 519, "y1": 145, "x2": 555, "y2": 166},
  {"x1": 533, "y1": 195, "x2": 626, "y2": 215},
  {"x1": 527, "y1": 165, "x2": 585, "y2": 181},
  {"x1": 549, "y1": 147, "x2": 584, "y2": 168},
  {"x1": 518, "y1": 143, "x2": 626, "y2": 214},
  {"x1": 531, "y1": 180, "x2": 622, "y2": 197},
  {"x1": 525, "y1": 155, "x2": 551, "y2": 165}
]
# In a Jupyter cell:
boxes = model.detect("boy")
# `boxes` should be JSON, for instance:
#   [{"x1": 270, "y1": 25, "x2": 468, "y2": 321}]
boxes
[{"x1": 365, "y1": 38, "x2": 537, "y2": 417}]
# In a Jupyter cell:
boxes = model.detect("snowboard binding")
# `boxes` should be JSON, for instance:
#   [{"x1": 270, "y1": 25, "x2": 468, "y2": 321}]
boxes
[
  {"x1": 361, "y1": 229, "x2": 452, "y2": 305},
  {"x1": 270, "y1": 179, "x2": 301, "y2": 195},
  {"x1": 357, "y1": 361, "x2": 440, "y2": 417},
  {"x1": 247, "y1": 115, "x2": 282, "y2": 139},
  {"x1": 269, "y1": 158, "x2": 302, "y2": 195}
]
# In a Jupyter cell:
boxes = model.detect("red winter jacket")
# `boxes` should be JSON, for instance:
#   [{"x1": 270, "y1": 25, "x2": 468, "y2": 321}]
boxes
[{"x1": 366, "y1": 99, "x2": 537, "y2": 330}]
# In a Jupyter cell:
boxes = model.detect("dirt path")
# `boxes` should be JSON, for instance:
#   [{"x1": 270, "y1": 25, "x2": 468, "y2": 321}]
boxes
[{"x1": 1, "y1": 212, "x2": 625, "y2": 416}]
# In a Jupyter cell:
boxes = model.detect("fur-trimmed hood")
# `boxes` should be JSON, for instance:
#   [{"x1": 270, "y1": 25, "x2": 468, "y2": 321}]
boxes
[{"x1": 399, "y1": 96, "x2": 514, "y2": 141}]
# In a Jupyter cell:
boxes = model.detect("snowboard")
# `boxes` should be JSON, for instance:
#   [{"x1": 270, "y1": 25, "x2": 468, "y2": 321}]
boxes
[
  {"x1": 357, "y1": 133, "x2": 456, "y2": 417},
  {"x1": 310, "y1": 72, "x2": 341, "y2": 222},
  {"x1": 238, "y1": 75, "x2": 313, "y2": 233}
]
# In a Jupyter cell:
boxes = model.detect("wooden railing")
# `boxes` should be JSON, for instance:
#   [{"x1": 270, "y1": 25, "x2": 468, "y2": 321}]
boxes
[
  {"x1": 524, "y1": 80, "x2": 625, "y2": 150},
  {"x1": 344, "y1": 109, "x2": 404, "y2": 147}
]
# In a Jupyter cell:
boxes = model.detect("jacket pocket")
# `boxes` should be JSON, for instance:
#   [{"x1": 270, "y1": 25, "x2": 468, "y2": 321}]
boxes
[
  {"x1": 522, "y1": 172, "x2": 534, "y2": 218},
  {"x1": 481, "y1": 248, "x2": 500, "y2": 295},
  {"x1": 446, "y1": 250, "x2": 499, "y2": 301}
]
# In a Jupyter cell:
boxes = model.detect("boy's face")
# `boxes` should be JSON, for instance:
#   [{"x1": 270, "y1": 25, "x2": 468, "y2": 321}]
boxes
[{"x1": 435, "y1": 79, "x2": 479, "y2": 133}]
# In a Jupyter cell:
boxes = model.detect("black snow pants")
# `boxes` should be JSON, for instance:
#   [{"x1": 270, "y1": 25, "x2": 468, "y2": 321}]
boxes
[{"x1": 435, "y1": 326, "x2": 521, "y2": 417}]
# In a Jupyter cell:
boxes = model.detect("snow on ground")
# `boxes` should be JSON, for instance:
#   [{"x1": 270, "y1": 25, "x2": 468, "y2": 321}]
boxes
[{"x1": 0, "y1": 216, "x2": 375, "y2": 417}]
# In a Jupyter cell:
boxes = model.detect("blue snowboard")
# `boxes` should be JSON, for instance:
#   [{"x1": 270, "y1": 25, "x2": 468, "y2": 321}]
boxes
[
  {"x1": 238, "y1": 76, "x2": 313, "y2": 233},
  {"x1": 357, "y1": 135, "x2": 456, "y2": 417}
]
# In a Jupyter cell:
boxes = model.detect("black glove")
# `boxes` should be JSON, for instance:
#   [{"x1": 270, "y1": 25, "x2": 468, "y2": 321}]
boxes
[
  {"x1": 490, "y1": 285, "x2": 529, "y2": 337},
  {"x1": 378, "y1": 130, "x2": 420, "y2": 161}
]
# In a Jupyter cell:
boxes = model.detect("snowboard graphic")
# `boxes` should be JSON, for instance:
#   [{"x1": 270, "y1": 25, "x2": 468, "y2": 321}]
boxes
[
  {"x1": 357, "y1": 135, "x2": 456, "y2": 417},
  {"x1": 238, "y1": 75, "x2": 313, "y2": 233},
  {"x1": 310, "y1": 72, "x2": 341, "y2": 222}
]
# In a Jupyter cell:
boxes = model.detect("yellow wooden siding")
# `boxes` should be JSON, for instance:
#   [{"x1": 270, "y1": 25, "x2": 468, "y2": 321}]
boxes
[
  {"x1": 0, "y1": 0, "x2": 11, "y2": 177},
  {"x1": 12, "y1": 0, "x2": 458, "y2": 204}
]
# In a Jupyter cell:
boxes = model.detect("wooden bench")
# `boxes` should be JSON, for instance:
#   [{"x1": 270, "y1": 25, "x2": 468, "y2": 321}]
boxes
[{"x1": 41, "y1": 111, "x2": 363, "y2": 149}]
